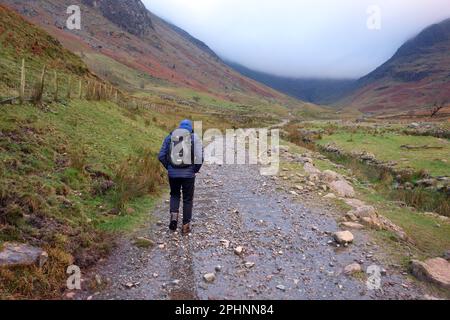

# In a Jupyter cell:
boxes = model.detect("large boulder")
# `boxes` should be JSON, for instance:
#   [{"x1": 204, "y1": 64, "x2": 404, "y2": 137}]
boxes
[
  {"x1": 351, "y1": 205, "x2": 377, "y2": 219},
  {"x1": 348, "y1": 206, "x2": 383, "y2": 230},
  {"x1": 329, "y1": 179, "x2": 355, "y2": 198},
  {"x1": 411, "y1": 258, "x2": 450, "y2": 290},
  {"x1": 333, "y1": 231, "x2": 354, "y2": 245},
  {"x1": 0, "y1": 243, "x2": 48, "y2": 268}
]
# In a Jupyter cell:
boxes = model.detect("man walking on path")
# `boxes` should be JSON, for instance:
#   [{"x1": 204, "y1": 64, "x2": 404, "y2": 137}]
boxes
[{"x1": 158, "y1": 120, "x2": 203, "y2": 234}]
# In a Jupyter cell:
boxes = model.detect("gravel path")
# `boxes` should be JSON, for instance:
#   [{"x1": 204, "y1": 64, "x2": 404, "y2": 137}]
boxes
[{"x1": 82, "y1": 159, "x2": 427, "y2": 300}]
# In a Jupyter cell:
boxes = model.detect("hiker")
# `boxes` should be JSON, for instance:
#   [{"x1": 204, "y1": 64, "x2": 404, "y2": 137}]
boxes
[{"x1": 158, "y1": 119, "x2": 203, "y2": 234}]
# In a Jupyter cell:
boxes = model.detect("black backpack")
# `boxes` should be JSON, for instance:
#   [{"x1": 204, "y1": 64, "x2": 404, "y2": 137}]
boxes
[{"x1": 168, "y1": 129, "x2": 195, "y2": 168}]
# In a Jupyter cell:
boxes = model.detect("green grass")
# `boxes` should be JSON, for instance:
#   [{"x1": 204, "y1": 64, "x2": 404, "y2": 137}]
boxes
[
  {"x1": 0, "y1": 99, "x2": 169, "y2": 298},
  {"x1": 361, "y1": 189, "x2": 450, "y2": 258},
  {"x1": 96, "y1": 196, "x2": 158, "y2": 232},
  {"x1": 318, "y1": 131, "x2": 449, "y2": 177}
]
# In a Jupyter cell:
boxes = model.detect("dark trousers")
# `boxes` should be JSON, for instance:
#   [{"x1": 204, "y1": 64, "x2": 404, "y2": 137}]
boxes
[{"x1": 169, "y1": 177, "x2": 196, "y2": 224}]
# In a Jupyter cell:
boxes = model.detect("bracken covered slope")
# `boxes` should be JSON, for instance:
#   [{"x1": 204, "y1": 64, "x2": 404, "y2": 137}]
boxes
[{"x1": 341, "y1": 18, "x2": 450, "y2": 114}]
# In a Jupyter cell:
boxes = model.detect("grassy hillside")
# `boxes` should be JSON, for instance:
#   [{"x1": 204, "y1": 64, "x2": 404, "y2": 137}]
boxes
[
  {"x1": 0, "y1": 5, "x2": 89, "y2": 97},
  {"x1": 0, "y1": 5, "x2": 164, "y2": 299},
  {"x1": 0, "y1": 99, "x2": 173, "y2": 299}
]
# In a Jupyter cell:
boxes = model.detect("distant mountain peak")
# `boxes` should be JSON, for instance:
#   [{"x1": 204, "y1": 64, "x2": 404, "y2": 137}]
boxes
[
  {"x1": 394, "y1": 18, "x2": 450, "y2": 59},
  {"x1": 82, "y1": 0, "x2": 154, "y2": 37}
]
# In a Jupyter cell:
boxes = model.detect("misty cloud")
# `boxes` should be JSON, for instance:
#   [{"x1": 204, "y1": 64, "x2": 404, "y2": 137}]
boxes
[{"x1": 143, "y1": 0, "x2": 450, "y2": 79}]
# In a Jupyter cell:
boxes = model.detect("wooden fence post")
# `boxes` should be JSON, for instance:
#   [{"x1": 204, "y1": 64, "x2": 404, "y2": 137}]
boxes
[
  {"x1": 78, "y1": 79, "x2": 83, "y2": 99},
  {"x1": 54, "y1": 71, "x2": 58, "y2": 102},
  {"x1": 33, "y1": 65, "x2": 47, "y2": 104},
  {"x1": 67, "y1": 76, "x2": 72, "y2": 99},
  {"x1": 19, "y1": 59, "x2": 26, "y2": 103}
]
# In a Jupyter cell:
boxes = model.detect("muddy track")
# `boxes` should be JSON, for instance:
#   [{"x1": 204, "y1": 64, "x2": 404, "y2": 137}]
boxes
[{"x1": 80, "y1": 157, "x2": 429, "y2": 300}]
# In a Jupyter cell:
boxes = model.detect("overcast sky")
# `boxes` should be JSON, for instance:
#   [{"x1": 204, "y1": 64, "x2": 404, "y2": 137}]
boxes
[{"x1": 142, "y1": 0, "x2": 450, "y2": 79}]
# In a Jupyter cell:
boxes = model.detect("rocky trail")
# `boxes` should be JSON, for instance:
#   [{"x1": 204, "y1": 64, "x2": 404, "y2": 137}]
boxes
[{"x1": 75, "y1": 143, "x2": 434, "y2": 300}]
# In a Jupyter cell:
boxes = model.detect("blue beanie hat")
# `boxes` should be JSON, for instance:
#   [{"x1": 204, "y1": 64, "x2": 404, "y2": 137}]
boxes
[{"x1": 179, "y1": 119, "x2": 193, "y2": 132}]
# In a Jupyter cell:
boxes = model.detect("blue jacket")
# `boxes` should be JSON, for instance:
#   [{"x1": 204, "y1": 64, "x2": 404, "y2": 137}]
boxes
[{"x1": 158, "y1": 120, "x2": 203, "y2": 178}]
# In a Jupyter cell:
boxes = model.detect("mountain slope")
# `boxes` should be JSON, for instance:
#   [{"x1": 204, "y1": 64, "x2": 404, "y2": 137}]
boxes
[
  {"x1": 341, "y1": 18, "x2": 450, "y2": 114},
  {"x1": 3, "y1": 0, "x2": 297, "y2": 106}
]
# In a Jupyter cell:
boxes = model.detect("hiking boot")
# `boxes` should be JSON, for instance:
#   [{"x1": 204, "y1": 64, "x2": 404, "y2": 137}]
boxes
[
  {"x1": 182, "y1": 223, "x2": 191, "y2": 235},
  {"x1": 169, "y1": 212, "x2": 179, "y2": 231}
]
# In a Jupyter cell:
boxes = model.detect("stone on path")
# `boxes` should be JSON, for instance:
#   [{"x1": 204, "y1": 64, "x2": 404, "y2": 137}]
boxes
[
  {"x1": 344, "y1": 263, "x2": 362, "y2": 275},
  {"x1": 234, "y1": 246, "x2": 244, "y2": 256},
  {"x1": 333, "y1": 231, "x2": 354, "y2": 245},
  {"x1": 203, "y1": 273, "x2": 216, "y2": 283},
  {"x1": 0, "y1": 243, "x2": 48, "y2": 268},
  {"x1": 411, "y1": 258, "x2": 450, "y2": 290},
  {"x1": 276, "y1": 284, "x2": 286, "y2": 291}
]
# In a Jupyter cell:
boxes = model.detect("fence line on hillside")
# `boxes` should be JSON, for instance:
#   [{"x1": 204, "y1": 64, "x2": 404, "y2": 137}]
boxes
[
  {"x1": 0, "y1": 58, "x2": 123, "y2": 106},
  {"x1": 1, "y1": 59, "x2": 179, "y2": 116}
]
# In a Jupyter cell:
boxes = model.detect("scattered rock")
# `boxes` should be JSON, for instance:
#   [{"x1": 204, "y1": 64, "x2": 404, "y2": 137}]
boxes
[
  {"x1": 344, "y1": 263, "x2": 362, "y2": 275},
  {"x1": 109, "y1": 208, "x2": 121, "y2": 215},
  {"x1": 352, "y1": 206, "x2": 377, "y2": 219},
  {"x1": 340, "y1": 222, "x2": 365, "y2": 230},
  {"x1": 361, "y1": 216, "x2": 383, "y2": 230},
  {"x1": 333, "y1": 231, "x2": 354, "y2": 245},
  {"x1": 329, "y1": 180, "x2": 355, "y2": 198},
  {"x1": 234, "y1": 246, "x2": 244, "y2": 256},
  {"x1": 203, "y1": 273, "x2": 216, "y2": 283},
  {"x1": 344, "y1": 211, "x2": 358, "y2": 222},
  {"x1": 245, "y1": 262, "x2": 255, "y2": 269},
  {"x1": 321, "y1": 170, "x2": 340, "y2": 183},
  {"x1": 323, "y1": 193, "x2": 336, "y2": 199},
  {"x1": 215, "y1": 265, "x2": 222, "y2": 272},
  {"x1": 411, "y1": 258, "x2": 450, "y2": 290},
  {"x1": 134, "y1": 237, "x2": 155, "y2": 248},
  {"x1": 95, "y1": 274, "x2": 102, "y2": 286},
  {"x1": 0, "y1": 243, "x2": 48, "y2": 268},
  {"x1": 303, "y1": 163, "x2": 321, "y2": 175},
  {"x1": 64, "y1": 292, "x2": 76, "y2": 299},
  {"x1": 220, "y1": 239, "x2": 230, "y2": 249},
  {"x1": 124, "y1": 282, "x2": 138, "y2": 289},
  {"x1": 276, "y1": 284, "x2": 286, "y2": 291},
  {"x1": 343, "y1": 198, "x2": 366, "y2": 209},
  {"x1": 443, "y1": 251, "x2": 450, "y2": 261}
]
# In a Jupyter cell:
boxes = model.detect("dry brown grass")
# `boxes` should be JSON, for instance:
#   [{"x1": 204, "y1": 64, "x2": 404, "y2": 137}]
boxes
[{"x1": 113, "y1": 149, "x2": 166, "y2": 211}]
